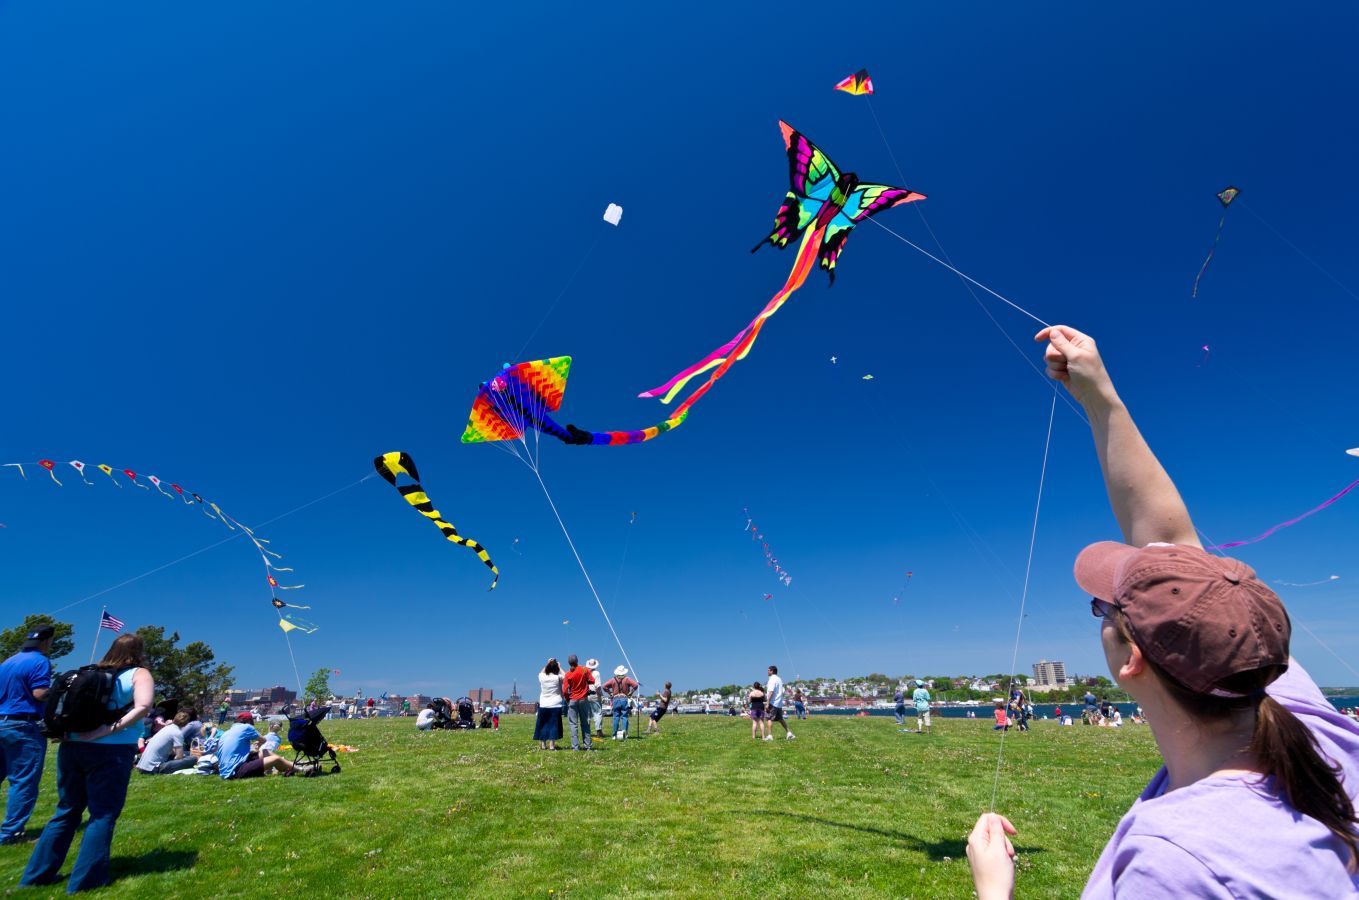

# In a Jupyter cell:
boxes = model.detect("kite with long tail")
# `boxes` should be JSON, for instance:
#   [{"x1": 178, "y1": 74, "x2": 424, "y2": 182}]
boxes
[
  {"x1": 373, "y1": 451, "x2": 500, "y2": 588},
  {"x1": 1192, "y1": 186, "x2": 1240, "y2": 298},
  {"x1": 462, "y1": 357, "x2": 686, "y2": 447},
  {"x1": 639, "y1": 120, "x2": 925, "y2": 413}
]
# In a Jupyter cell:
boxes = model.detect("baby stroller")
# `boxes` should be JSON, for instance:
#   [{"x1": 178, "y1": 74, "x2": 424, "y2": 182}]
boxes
[
  {"x1": 288, "y1": 706, "x2": 341, "y2": 775},
  {"x1": 455, "y1": 697, "x2": 477, "y2": 730},
  {"x1": 429, "y1": 698, "x2": 457, "y2": 730}
]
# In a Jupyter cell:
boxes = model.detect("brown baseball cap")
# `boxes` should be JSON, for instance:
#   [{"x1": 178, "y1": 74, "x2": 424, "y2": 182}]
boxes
[{"x1": 1074, "y1": 541, "x2": 1291, "y2": 697}]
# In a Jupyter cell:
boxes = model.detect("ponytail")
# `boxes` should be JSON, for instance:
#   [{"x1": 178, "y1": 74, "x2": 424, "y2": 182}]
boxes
[{"x1": 1252, "y1": 695, "x2": 1359, "y2": 869}]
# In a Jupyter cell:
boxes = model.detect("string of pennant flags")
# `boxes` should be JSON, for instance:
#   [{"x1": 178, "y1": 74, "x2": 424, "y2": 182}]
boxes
[
  {"x1": 2, "y1": 458, "x2": 315, "y2": 635},
  {"x1": 744, "y1": 508, "x2": 792, "y2": 587}
]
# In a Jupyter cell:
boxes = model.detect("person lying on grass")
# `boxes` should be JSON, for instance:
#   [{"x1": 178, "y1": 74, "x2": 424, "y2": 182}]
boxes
[{"x1": 967, "y1": 325, "x2": 1359, "y2": 899}]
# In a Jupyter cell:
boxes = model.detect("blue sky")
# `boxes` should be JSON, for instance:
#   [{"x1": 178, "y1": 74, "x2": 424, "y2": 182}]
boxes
[{"x1": 2, "y1": 3, "x2": 1358, "y2": 697}]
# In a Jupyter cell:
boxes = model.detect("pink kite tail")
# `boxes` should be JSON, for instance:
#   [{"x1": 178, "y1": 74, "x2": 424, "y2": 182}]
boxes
[
  {"x1": 638, "y1": 226, "x2": 823, "y2": 404},
  {"x1": 1211, "y1": 477, "x2": 1359, "y2": 549}
]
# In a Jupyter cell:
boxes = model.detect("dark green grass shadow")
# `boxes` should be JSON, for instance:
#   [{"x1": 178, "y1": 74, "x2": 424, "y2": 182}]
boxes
[
  {"x1": 750, "y1": 810, "x2": 1047, "y2": 862},
  {"x1": 108, "y1": 848, "x2": 198, "y2": 880}
]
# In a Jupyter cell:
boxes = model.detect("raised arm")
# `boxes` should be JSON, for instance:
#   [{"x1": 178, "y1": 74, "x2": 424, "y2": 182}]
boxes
[{"x1": 1036, "y1": 326, "x2": 1200, "y2": 548}]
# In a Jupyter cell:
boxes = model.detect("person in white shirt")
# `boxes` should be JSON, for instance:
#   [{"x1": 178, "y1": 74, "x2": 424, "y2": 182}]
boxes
[
  {"x1": 534, "y1": 658, "x2": 565, "y2": 750},
  {"x1": 416, "y1": 706, "x2": 436, "y2": 731},
  {"x1": 766, "y1": 665, "x2": 794, "y2": 740},
  {"x1": 135, "y1": 711, "x2": 199, "y2": 775}
]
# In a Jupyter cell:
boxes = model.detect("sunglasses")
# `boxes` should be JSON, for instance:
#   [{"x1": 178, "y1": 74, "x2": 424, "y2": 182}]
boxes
[{"x1": 1090, "y1": 598, "x2": 1119, "y2": 619}]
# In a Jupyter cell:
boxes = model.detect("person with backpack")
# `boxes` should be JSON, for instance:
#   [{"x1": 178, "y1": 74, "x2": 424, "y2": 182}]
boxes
[
  {"x1": 0, "y1": 624, "x2": 56, "y2": 844},
  {"x1": 20, "y1": 633, "x2": 153, "y2": 893}
]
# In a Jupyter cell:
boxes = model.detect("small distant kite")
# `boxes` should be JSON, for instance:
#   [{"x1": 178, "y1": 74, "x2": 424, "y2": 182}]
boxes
[
  {"x1": 1348, "y1": 448, "x2": 1359, "y2": 458},
  {"x1": 830, "y1": 356, "x2": 837, "y2": 364},
  {"x1": 603, "y1": 203, "x2": 623, "y2": 226},
  {"x1": 1192, "y1": 186, "x2": 1240, "y2": 299},
  {"x1": 332, "y1": 669, "x2": 342, "y2": 676},
  {"x1": 1274, "y1": 576, "x2": 1340, "y2": 588},
  {"x1": 278, "y1": 614, "x2": 318, "y2": 635},
  {"x1": 833, "y1": 69, "x2": 874, "y2": 96},
  {"x1": 373, "y1": 451, "x2": 499, "y2": 589},
  {"x1": 271, "y1": 597, "x2": 312, "y2": 610},
  {"x1": 511, "y1": 537, "x2": 522, "y2": 555},
  {"x1": 862, "y1": 374, "x2": 874, "y2": 381},
  {"x1": 630, "y1": 511, "x2": 637, "y2": 524},
  {"x1": 1198, "y1": 345, "x2": 1211, "y2": 367},
  {"x1": 562, "y1": 619, "x2": 571, "y2": 626}
]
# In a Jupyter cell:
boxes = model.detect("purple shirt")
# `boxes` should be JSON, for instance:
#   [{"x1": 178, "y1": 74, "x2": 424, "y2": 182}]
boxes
[{"x1": 1083, "y1": 659, "x2": 1359, "y2": 898}]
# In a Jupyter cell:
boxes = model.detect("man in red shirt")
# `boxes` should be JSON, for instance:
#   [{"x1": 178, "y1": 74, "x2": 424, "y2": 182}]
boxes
[{"x1": 562, "y1": 655, "x2": 594, "y2": 751}]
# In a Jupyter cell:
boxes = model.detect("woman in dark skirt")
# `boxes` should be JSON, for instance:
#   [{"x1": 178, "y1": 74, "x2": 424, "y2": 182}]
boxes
[{"x1": 534, "y1": 658, "x2": 565, "y2": 749}]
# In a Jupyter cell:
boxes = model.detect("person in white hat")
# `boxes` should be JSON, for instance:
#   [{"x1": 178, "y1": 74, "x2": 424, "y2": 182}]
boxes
[
  {"x1": 602, "y1": 666, "x2": 638, "y2": 740},
  {"x1": 586, "y1": 659, "x2": 604, "y2": 739}
]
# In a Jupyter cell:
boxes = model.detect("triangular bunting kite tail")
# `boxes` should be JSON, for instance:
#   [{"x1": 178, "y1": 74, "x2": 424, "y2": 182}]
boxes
[
  {"x1": 3, "y1": 463, "x2": 26, "y2": 480},
  {"x1": 38, "y1": 460, "x2": 62, "y2": 486},
  {"x1": 69, "y1": 461, "x2": 93, "y2": 485},
  {"x1": 96, "y1": 464, "x2": 120, "y2": 487},
  {"x1": 461, "y1": 358, "x2": 686, "y2": 447},
  {"x1": 373, "y1": 451, "x2": 500, "y2": 589}
]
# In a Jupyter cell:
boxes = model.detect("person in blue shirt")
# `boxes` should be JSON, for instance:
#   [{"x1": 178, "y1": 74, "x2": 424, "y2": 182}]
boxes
[
  {"x1": 217, "y1": 713, "x2": 297, "y2": 779},
  {"x1": 893, "y1": 686, "x2": 907, "y2": 727},
  {"x1": 912, "y1": 680, "x2": 933, "y2": 734},
  {"x1": 0, "y1": 624, "x2": 55, "y2": 844},
  {"x1": 21, "y1": 632, "x2": 153, "y2": 893}
]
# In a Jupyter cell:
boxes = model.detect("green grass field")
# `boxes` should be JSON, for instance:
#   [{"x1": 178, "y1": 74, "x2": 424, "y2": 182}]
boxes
[{"x1": 0, "y1": 715, "x2": 1161, "y2": 898}]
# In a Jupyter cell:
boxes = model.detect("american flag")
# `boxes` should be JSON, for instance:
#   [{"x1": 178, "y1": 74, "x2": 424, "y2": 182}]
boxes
[{"x1": 100, "y1": 611, "x2": 125, "y2": 633}]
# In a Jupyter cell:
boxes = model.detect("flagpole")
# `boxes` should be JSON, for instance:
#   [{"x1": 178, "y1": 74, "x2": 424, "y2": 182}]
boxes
[{"x1": 88, "y1": 605, "x2": 105, "y2": 664}]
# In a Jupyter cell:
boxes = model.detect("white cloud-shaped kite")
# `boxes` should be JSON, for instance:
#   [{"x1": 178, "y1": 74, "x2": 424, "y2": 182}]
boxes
[{"x1": 603, "y1": 203, "x2": 623, "y2": 226}]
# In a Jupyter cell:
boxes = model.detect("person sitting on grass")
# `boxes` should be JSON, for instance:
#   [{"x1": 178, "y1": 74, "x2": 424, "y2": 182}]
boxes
[
  {"x1": 967, "y1": 325, "x2": 1359, "y2": 899},
  {"x1": 260, "y1": 719, "x2": 284, "y2": 754},
  {"x1": 992, "y1": 700, "x2": 1008, "y2": 732},
  {"x1": 135, "y1": 710, "x2": 200, "y2": 775},
  {"x1": 217, "y1": 712, "x2": 297, "y2": 780}
]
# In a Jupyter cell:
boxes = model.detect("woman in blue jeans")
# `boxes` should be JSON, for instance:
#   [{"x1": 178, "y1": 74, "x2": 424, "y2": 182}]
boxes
[{"x1": 21, "y1": 634, "x2": 153, "y2": 893}]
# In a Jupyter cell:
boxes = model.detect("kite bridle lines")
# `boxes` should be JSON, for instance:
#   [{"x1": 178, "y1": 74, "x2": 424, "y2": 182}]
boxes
[{"x1": 479, "y1": 358, "x2": 644, "y2": 686}]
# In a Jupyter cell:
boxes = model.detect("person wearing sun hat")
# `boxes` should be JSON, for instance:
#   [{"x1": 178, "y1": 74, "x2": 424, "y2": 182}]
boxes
[
  {"x1": 602, "y1": 665, "x2": 638, "y2": 740},
  {"x1": 966, "y1": 325, "x2": 1359, "y2": 899}
]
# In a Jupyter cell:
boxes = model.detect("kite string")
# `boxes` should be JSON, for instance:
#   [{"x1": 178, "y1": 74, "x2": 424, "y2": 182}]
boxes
[
  {"x1": 512, "y1": 233, "x2": 603, "y2": 362},
  {"x1": 45, "y1": 472, "x2": 378, "y2": 616},
  {"x1": 280, "y1": 621, "x2": 304, "y2": 697},
  {"x1": 529, "y1": 465, "x2": 642, "y2": 686},
  {"x1": 1241, "y1": 202, "x2": 1359, "y2": 303},
  {"x1": 865, "y1": 217, "x2": 1050, "y2": 329},
  {"x1": 767, "y1": 594, "x2": 799, "y2": 682},
  {"x1": 990, "y1": 393, "x2": 1057, "y2": 811}
]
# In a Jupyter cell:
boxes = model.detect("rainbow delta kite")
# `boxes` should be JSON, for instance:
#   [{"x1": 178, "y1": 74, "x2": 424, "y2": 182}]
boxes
[
  {"x1": 834, "y1": 68, "x2": 874, "y2": 96},
  {"x1": 462, "y1": 357, "x2": 686, "y2": 447}
]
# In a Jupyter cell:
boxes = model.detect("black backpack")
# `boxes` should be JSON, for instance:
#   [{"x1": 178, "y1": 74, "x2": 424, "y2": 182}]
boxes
[{"x1": 43, "y1": 666, "x2": 130, "y2": 736}]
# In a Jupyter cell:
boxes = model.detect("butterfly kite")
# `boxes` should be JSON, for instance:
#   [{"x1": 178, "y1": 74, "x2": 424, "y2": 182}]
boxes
[
  {"x1": 638, "y1": 121, "x2": 925, "y2": 416},
  {"x1": 1192, "y1": 186, "x2": 1240, "y2": 298},
  {"x1": 462, "y1": 357, "x2": 686, "y2": 447},
  {"x1": 373, "y1": 451, "x2": 499, "y2": 589},
  {"x1": 833, "y1": 68, "x2": 874, "y2": 96}
]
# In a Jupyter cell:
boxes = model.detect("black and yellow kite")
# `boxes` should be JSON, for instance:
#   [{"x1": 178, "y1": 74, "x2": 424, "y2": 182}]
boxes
[{"x1": 373, "y1": 451, "x2": 499, "y2": 590}]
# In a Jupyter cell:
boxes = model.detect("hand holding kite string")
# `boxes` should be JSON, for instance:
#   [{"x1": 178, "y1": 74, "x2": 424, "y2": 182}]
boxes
[{"x1": 1035, "y1": 326, "x2": 1120, "y2": 411}]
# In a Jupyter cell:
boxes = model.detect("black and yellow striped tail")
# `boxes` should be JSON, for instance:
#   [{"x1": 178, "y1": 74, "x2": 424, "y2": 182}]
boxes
[{"x1": 374, "y1": 451, "x2": 499, "y2": 590}]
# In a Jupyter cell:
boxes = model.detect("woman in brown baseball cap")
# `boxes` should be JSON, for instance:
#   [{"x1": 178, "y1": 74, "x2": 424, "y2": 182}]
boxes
[{"x1": 967, "y1": 326, "x2": 1359, "y2": 899}]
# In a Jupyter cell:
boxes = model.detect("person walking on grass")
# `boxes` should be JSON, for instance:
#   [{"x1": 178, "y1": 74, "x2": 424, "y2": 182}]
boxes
[
  {"x1": 748, "y1": 681, "x2": 769, "y2": 740},
  {"x1": 766, "y1": 665, "x2": 794, "y2": 740},
  {"x1": 893, "y1": 684, "x2": 908, "y2": 728},
  {"x1": 20, "y1": 633, "x2": 153, "y2": 893},
  {"x1": 647, "y1": 682, "x2": 673, "y2": 735},
  {"x1": 0, "y1": 624, "x2": 55, "y2": 845},
  {"x1": 602, "y1": 666, "x2": 639, "y2": 740},
  {"x1": 967, "y1": 325, "x2": 1359, "y2": 899},
  {"x1": 533, "y1": 658, "x2": 564, "y2": 750},
  {"x1": 563, "y1": 654, "x2": 593, "y2": 751},
  {"x1": 913, "y1": 680, "x2": 933, "y2": 734},
  {"x1": 793, "y1": 688, "x2": 807, "y2": 720}
]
